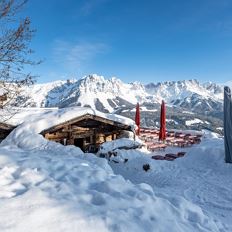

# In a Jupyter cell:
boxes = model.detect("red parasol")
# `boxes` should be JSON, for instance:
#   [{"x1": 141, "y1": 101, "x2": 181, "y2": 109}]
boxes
[
  {"x1": 159, "y1": 100, "x2": 166, "y2": 141},
  {"x1": 135, "y1": 103, "x2": 140, "y2": 135}
]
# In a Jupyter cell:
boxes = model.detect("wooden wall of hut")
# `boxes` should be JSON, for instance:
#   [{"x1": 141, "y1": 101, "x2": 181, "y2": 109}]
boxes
[
  {"x1": 44, "y1": 128, "x2": 121, "y2": 152},
  {"x1": 41, "y1": 114, "x2": 133, "y2": 152}
]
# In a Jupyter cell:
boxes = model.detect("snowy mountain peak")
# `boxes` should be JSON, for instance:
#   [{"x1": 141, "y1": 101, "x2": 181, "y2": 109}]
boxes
[
  {"x1": 13, "y1": 75, "x2": 224, "y2": 115},
  {"x1": 80, "y1": 74, "x2": 105, "y2": 83}
]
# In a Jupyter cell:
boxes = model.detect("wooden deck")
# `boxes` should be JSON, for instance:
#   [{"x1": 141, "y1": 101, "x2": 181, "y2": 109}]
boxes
[{"x1": 139, "y1": 128, "x2": 202, "y2": 152}]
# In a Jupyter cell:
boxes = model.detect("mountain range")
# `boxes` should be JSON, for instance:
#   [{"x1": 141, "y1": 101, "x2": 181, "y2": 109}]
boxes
[{"x1": 13, "y1": 74, "x2": 226, "y2": 133}]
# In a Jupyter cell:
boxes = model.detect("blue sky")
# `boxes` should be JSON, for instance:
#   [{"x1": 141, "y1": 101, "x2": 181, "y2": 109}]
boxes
[{"x1": 24, "y1": 0, "x2": 232, "y2": 83}]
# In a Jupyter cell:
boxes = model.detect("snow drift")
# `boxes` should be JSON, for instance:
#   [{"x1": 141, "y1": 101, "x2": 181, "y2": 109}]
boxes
[{"x1": 0, "y1": 108, "x2": 230, "y2": 231}]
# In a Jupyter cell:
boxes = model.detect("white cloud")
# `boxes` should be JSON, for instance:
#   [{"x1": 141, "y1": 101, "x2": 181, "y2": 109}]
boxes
[{"x1": 52, "y1": 40, "x2": 109, "y2": 72}]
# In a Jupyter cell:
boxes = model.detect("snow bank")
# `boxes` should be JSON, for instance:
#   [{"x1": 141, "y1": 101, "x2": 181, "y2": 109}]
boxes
[
  {"x1": 0, "y1": 107, "x2": 227, "y2": 231},
  {"x1": 98, "y1": 138, "x2": 143, "y2": 154},
  {"x1": 0, "y1": 142, "x2": 220, "y2": 232},
  {"x1": 109, "y1": 134, "x2": 232, "y2": 232},
  {"x1": 202, "y1": 129, "x2": 222, "y2": 139}
]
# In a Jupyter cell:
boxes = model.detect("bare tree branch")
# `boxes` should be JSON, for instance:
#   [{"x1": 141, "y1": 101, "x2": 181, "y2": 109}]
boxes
[{"x1": 0, "y1": 0, "x2": 40, "y2": 122}]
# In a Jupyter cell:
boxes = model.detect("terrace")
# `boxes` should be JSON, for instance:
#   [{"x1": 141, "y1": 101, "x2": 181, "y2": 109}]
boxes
[{"x1": 139, "y1": 128, "x2": 203, "y2": 160}]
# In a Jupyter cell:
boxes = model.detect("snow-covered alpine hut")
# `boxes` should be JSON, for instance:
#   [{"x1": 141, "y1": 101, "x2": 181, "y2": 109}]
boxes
[{"x1": 40, "y1": 107, "x2": 135, "y2": 152}]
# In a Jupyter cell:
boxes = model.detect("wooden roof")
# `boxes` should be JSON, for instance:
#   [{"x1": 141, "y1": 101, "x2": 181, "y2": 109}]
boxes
[{"x1": 40, "y1": 113, "x2": 133, "y2": 135}]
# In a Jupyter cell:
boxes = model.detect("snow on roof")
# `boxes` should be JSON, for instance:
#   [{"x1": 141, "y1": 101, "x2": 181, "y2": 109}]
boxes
[
  {"x1": 0, "y1": 107, "x2": 58, "y2": 126},
  {"x1": 40, "y1": 106, "x2": 135, "y2": 133},
  {"x1": 2, "y1": 106, "x2": 135, "y2": 129}
]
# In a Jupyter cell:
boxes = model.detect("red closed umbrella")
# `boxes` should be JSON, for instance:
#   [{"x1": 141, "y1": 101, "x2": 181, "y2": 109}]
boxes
[
  {"x1": 159, "y1": 100, "x2": 166, "y2": 141},
  {"x1": 135, "y1": 103, "x2": 140, "y2": 135}
]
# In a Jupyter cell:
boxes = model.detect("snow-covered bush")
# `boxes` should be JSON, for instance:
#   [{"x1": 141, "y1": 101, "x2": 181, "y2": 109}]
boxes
[{"x1": 97, "y1": 138, "x2": 143, "y2": 159}]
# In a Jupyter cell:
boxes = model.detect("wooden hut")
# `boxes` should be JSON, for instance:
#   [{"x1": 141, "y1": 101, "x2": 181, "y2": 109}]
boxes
[
  {"x1": 0, "y1": 122, "x2": 15, "y2": 142},
  {"x1": 40, "y1": 113, "x2": 134, "y2": 152}
]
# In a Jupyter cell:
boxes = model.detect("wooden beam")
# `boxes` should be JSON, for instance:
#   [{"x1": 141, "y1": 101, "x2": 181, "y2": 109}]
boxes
[
  {"x1": 71, "y1": 125, "x2": 90, "y2": 130},
  {"x1": 62, "y1": 126, "x2": 90, "y2": 133},
  {"x1": 71, "y1": 133, "x2": 93, "y2": 139},
  {"x1": 44, "y1": 131, "x2": 68, "y2": 139},
  {"x1": 45, "y1": 135, "x2": 67, "y2": 140}
]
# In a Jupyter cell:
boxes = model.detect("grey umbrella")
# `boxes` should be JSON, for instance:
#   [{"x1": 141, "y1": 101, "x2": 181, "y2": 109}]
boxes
[{"x1": 224, "y1": 86, "x2": 232, "y2": 163}]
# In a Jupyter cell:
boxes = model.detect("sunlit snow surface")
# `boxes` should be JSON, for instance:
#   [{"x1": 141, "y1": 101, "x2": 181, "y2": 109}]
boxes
[{"x1": 0, "y1": 111, "x2": 231, "y2": 231}]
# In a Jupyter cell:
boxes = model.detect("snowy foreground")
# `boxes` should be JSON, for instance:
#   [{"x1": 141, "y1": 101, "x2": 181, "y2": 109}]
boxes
[{"x1": 0, "y1": 125, "x2": 232, "y2": 231}]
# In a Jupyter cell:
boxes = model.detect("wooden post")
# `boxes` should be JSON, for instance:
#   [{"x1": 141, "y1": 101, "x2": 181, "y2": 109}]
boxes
[{"x1": 93, "y1": 129, "x2": 96, "y2": 147}]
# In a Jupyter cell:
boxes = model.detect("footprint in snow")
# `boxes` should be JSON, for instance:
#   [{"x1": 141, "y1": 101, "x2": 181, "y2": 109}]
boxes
[{"x1": 91, "y1": 193, "x2": 106, "y2": 206}]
